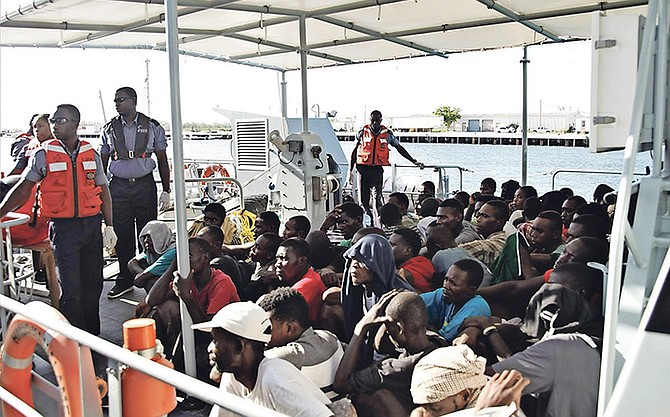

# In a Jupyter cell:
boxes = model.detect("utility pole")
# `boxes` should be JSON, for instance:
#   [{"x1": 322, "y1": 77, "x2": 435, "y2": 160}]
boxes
[
  {"x1": 98, "y1": 90, "x2": 107, "y2": 123},
  {"x1": 145, "y1": 58, "x2": 151, "y2": 117}
]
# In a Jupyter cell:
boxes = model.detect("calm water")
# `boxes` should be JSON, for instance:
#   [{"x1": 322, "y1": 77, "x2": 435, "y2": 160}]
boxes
[{"x1": 1, "y1": 137, "x2": 652, "y2": 200}]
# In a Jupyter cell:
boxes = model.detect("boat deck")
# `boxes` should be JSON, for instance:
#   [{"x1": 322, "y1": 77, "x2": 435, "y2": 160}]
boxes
[{"x1": 15, "y1": 262, "x2": 212, "y2": 417}]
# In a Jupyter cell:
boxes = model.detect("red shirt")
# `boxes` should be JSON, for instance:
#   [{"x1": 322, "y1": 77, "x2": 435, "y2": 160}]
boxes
[
  {"x1": 399, "y1": 256, "x2": 437, "y2": 293},
  {"x1": 292, "y1": 268, "x2": 327, "y2": 325},
  {"x1": 192, "y1": 269, "x2": 240, "y2": 315}
]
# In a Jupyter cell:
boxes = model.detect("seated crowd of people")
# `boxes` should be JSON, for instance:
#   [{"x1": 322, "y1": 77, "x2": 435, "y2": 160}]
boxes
[{"x1": 122, "y1": 177, "x2": 612, "y2": 417}]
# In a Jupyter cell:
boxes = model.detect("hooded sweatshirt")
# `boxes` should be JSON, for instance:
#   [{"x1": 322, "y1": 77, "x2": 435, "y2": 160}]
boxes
[
  {"x1": 139, "y1": 220, "x2": 176, "y2": 264},
  {"x1": 341, "y1": 234, "x2": 414, "y2": 340}
]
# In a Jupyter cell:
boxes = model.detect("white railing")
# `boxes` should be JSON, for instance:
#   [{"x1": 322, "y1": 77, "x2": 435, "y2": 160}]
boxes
[
  {"x1": 0, "y1": 212, "x2": 30, "y2": 338},
  {"x1": 390, "y1": 163, "x2": 470, "y2": 196},
  {"x1": 0, "y1": 294, "x2": 287, "y2": 417}
]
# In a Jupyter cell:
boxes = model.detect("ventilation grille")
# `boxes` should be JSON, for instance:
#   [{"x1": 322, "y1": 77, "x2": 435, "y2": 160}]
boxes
[{"x1": 235, "y1": 119, "x2": 269, "y2": 171}]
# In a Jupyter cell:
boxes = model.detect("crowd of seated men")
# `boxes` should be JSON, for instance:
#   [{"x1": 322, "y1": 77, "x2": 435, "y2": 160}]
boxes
[
  {"x1": 4, "y1": 154, "x2": 612, "y2": 415},
  {"x1": 121, "y1": 176, "x2": 611, "y2": 416}
]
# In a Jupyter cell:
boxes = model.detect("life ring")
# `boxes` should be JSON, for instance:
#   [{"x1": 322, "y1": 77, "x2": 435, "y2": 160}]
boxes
[
  {"x1": 200, "y1": 164, "x2": 235, "y2": 201},
  {"x1": 201, "y1": 164, "x2": 230, "y2": 179},
  {"x1": 0, "y1": 301, "x2": 103, "y2": 417}
]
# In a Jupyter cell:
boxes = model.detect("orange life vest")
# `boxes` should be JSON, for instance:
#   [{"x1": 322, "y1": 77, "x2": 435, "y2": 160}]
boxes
[
  {"x1": 40, "y1": 139, "x2": 102, "y2": 218},
  {"x1": 356, "y1": 125, "x2": 391, "y2": 166}
]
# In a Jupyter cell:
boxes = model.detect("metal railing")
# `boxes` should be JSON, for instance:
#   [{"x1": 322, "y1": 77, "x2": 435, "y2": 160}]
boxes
[
  {"x1": 390, "y1": 163, "x2": 470, "y2": 196},
  {"x1": 550, "y1": 168, "x2": 650, "y2": 190},
  {"x1": 0, "y1": 294, "x2": 286, "y2": 417},
  {"x1": 0, "y1": 212, "x2": 30, "y2": 338}
]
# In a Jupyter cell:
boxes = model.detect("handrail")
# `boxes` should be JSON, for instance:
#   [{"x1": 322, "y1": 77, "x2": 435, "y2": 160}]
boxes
[
  {"x1": 390, "y1": 163, "x2": 470, "y2": 195},
  {"x1": 550, "y1": 168, "x2": 649, "y2": 190},
  {"x1": 598, "y1": 0, "x2": 661, "y2": 414},
  {"x1": 184, "y1": 175, "x2": 245, "y2": 208},
  {"x1": 0, "y1": 212, "x2": 30, "y2": 229},
  {"x1": 0, "y1": 386, "x2": 43, "y2": 417},
  {"x1": 0, "y1": 295, "x2": 287, "y2": 417},
  {"x1": 0, "y1": 212, "x2": 31, "y2": 338}
]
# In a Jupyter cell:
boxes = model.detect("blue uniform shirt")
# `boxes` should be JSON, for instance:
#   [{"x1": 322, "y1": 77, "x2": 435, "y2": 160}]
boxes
[{"x1": 99, "y1": 113, "x2": 167, "y2": 179}]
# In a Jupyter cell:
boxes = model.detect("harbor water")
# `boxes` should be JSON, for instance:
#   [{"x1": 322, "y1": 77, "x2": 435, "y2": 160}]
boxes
[{"x1": 1, "y1": 136, "x2": 652, "y2": 200}]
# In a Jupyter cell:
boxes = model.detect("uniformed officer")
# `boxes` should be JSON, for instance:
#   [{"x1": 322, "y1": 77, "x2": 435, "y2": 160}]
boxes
[
  {"x1": 0, "y1": 104, "x2": 116, "y2": 335},
  {"x1": 100, "y1": 86, "x2": 171, "y2": 299},
  {"x1": 349, "y1": 110, "x2": 424, "y2": 217}
]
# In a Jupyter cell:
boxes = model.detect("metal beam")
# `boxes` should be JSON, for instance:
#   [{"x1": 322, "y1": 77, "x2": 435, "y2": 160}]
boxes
[
  {"x1": 111, "y1": 0, "x2": 411, "y2": 18},
  {"x1": 226, "y1": 32, "x2": 353, "y2": 64},
  {"x1": 153, "y1": 16, "x2": 297, "y2": 47},
  {"x1": 315, "y1": 15, "x2": 448, "y2": 58},
  {"x1": 475, "y1": 0, "x2": 561, "y2": 42},
  {"x1": 58, "y1": 0, "x2": 241, "y2": 47}
]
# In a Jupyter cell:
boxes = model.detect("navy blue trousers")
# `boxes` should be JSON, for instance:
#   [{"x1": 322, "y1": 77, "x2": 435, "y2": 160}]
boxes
[
  {"x1": 50, "y1": 214, "x2": 103, "y2": 335},
  {"x1": 110, "y1": 174, "x2": 157, "y2": 287}
]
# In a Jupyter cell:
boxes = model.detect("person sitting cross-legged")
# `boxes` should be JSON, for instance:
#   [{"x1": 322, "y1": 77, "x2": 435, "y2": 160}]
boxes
[
  {"x1": 391, "y1": 228, "x2": 436, "y2": 293},
  {"x1": 259, "y1": 287, "x2": 344, "y2": 400},
  {"x1": 341, "y1": 233, "x2": 415, "y2": 343},
  {"x1": 436, "y1": 199, "x2": 480, "y2": 245},
  {"x1": 388, "y1": 192, "x2": 419, "y2": 229},
  {"x1": 334, "y1": 291, "x2": 446, "y2": 417},
  {"x1": 274, "y1": 237, "x2": 328, "y2": 325},
  {"x1": 194, "y1": 302, "x2": 336, "y2": 417},
  {"x1": 239, "y1": 232, "x2": 282, "y2": 302},
  {"x1": 130, "y1": 220, "x2": 176, "y2": 292},
  {"x1": 196, "y1": 225, "x2": 243, "y2": 291},
  {"x1": 409, "y1": 345, "x2": 489, "y2": 417},
  {"x1": 283, "y1": 215, "x2": 312, "y2": 239},
  {"x1": 420, "y1": 259, "x2": 491, "y2": 343},
  {"x1": 138, "y1": 237, "x2": 239, "y2": 383},
  {"x1": 459, "y1": 200, "x2": 509, "y2": 267}
]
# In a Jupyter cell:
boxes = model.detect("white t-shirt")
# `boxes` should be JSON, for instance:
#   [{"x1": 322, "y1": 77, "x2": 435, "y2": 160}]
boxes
[{"x1": 210, "y1": 357, "x2": 333, "y2": 417}]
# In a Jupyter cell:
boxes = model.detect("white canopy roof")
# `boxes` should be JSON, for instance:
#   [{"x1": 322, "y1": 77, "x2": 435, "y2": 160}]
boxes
[{"x1": 1, "y1": 0, "x2": 648, "y2": 71}]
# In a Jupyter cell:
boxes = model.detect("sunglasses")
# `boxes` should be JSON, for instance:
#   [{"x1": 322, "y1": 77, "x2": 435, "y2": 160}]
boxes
[
  {"x1": 114, "y1": 97, "x2": 133, "y2": 103},
  {"x1": 49, "y1": 117, "x2": 76, "y2": 125}
]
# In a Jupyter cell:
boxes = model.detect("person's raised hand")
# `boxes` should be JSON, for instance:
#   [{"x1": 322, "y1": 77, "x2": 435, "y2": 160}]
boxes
[{"x1": 475, "y1": 369, "x2": 530, "y2": 412}]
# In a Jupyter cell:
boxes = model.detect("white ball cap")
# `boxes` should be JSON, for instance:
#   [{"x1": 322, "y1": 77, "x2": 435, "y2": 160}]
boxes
[{"x1": 192, "y1": 301, "x2": 272, "y2": 343}]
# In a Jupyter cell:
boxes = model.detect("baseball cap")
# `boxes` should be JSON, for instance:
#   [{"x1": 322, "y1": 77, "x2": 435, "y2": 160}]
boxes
[{"x1": 192, "y1": 301, "x2": 272, "y2": 343}]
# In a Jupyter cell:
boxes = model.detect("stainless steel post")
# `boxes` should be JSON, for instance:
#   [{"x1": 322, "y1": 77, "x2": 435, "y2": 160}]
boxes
[
  {"x1": 521, "y1": 46, "x2": 529, "y2": 186},
  {"x1": 165, "y1": 0, "x2": 196, "y2": 376}
]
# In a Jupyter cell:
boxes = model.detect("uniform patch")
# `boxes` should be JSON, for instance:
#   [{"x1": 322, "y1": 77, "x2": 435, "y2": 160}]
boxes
[{"x1": 86, "y1": 172, "x2": 95, "y2": 180}]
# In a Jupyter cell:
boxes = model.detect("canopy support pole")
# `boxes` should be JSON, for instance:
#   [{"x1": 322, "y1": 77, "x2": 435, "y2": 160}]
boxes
[
  {"x1": 165, "y1": 0, "x2": 196, "y2": 376},
  {"x1": 521, "y1": 45, "x2": 529, "y2": 186},
  {"x1": 281, "y1": 71, "x2": 288, "y2": 119},
  {"x1": 299, "y1": 14, "x2": 309, "y2": 132}
]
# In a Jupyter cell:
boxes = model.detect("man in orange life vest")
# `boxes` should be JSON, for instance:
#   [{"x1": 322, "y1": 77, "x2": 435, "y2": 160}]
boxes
[
  {"x1": 100, "y1": 86, "x2": 171, "y2": 299},
  {"x1": 0, "y1": 104, "x2": 116, "y2": 335},
  {"x1": 349, "y1": 110, "x2": 424, "y2": 217}
]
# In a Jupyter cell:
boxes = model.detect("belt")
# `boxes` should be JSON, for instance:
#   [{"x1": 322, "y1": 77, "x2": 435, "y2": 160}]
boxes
[{"x1": 112, "y1": 173, "x2": 153, "y2": 183}]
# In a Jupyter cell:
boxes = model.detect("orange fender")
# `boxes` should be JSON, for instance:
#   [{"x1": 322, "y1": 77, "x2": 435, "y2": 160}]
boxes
[
  {"x1": 0, "y1": 302, "x2": 102, "y2": 417},
  {"x1": 121, "y1": 318, "x2": 177, "y2": 417}
]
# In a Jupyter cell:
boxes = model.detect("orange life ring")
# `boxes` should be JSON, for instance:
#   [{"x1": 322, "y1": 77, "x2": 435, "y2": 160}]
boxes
[
  {"x1": 200, "y1": 164, "x2": 235, "y2": 200},
  {"x1": 0, "y1": 302, "x2": 102, "y2": 417},
  {"x1": 201, "y1": 164, "x2": 230, "y2": 179}
]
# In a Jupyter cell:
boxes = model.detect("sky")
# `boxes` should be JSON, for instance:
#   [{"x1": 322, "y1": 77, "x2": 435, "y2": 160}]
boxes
[{"x1": 0, "y1": 2, "x2": 592, "y2": 130}]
